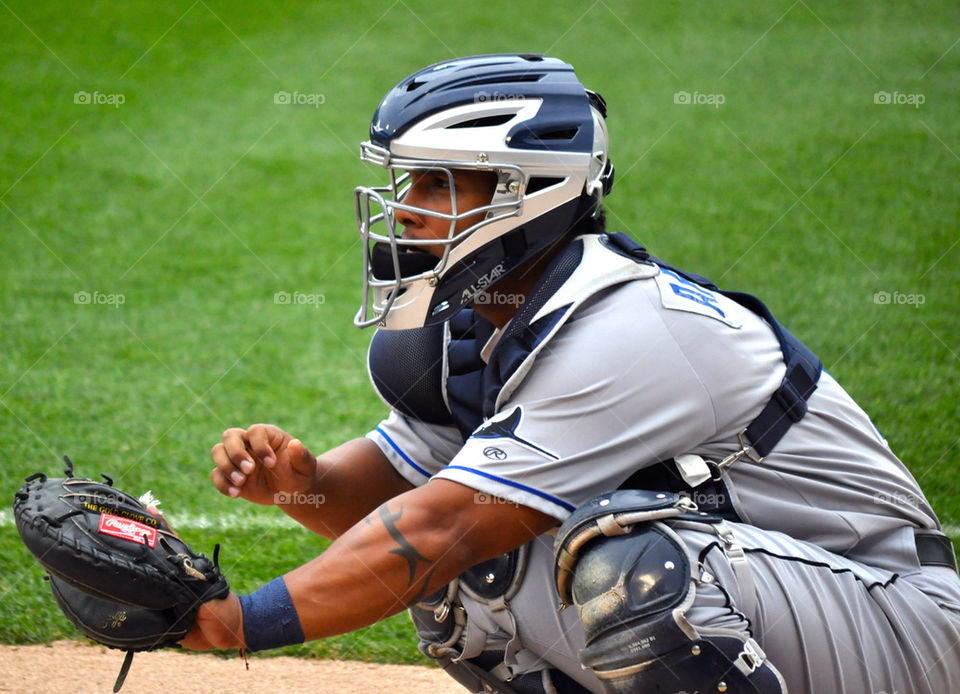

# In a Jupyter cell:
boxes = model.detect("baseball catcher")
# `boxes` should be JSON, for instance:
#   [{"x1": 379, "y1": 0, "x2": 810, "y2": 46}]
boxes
[
  {"x1": 39, "y1": 54, "x2": 955, "y2": 693},
  {"x1": 13, "y1": 456, "x2": 229, "y2": 691}
]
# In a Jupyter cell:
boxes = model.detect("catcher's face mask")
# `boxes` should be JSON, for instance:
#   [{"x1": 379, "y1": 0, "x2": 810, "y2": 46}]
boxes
[{"x1": 354, "y1": 153, "x2": 514, "y2": 330}]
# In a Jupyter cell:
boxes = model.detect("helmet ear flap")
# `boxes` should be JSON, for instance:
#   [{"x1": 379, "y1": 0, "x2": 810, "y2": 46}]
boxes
[
  {"x1": 599, "y1": 159, "x2": 615, "y2": 198},
  {"x1": 585, "y1": 105, "x2": 612, "y2": 200}
]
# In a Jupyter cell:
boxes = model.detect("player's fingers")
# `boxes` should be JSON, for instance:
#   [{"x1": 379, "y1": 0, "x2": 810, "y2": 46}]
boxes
[
  {"x1": 288, "y1": 438, "x2": 317, "y2": 478},
  {"x1": 210, "y1": 466, "x2": 240, "y2": 498},
  {"x1": 211, "y1": 443, "x2": 246, "y2": 498},
  {"x1": 212, "y1": 441, "x2": 249, "y2": 489},
  {"x1": 221, "y1": 428, "x2": 255, "y2": 475},
  {"x1": 246, "y1": 423, "x2": 277, "y2": 468}
]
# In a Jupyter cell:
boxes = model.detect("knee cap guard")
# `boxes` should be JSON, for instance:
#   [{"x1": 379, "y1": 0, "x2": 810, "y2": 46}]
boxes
[{"x1": 554, "y1": 491, "x2": 785, "y2": 693}]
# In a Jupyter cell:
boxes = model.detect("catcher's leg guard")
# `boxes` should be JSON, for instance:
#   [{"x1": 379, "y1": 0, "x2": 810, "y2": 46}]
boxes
[
  {"x1": 410, "y1": 553, "x2": 592, "y2": 694},
  {"x1": 554, "y1": 490, "x2": 786, "y2": 694}
]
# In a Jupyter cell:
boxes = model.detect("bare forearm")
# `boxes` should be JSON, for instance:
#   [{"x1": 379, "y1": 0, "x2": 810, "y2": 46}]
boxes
[
  {"x1": 183, "y1": 479, "x2": 557, "y2": 651},
  {"x1": 282, "y1": 499, "x2": 466, "y2": 638},
  {"x1": 276, "y1": 437, "x2": 413, "y2": 539},
  {"x1": 281, "y1": 480, "x2": 557, "y2": 641}
]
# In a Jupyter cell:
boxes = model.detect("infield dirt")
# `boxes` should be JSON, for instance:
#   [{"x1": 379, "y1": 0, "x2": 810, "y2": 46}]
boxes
[{"x1": 0, "y1": 640, "x2": 462, "y2": 693}]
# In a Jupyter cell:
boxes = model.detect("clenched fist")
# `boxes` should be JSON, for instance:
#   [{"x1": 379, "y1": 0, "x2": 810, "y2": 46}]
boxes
[{"x1": 211, "y1": 424, "x2": 318, "y2": 506}]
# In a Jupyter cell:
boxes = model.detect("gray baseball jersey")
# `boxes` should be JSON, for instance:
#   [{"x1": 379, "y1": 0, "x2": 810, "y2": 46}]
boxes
[{"x1": 367, "y1": 234, "x2": 960, "y2": 692}]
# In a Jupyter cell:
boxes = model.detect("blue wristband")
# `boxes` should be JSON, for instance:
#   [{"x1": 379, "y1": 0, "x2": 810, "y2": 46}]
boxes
[{"x1": 237, "y1": 577, "x2": 306, "y2": 652}]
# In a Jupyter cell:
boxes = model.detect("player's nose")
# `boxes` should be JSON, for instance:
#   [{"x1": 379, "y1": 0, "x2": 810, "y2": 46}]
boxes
[
  {"x1": 394, "y1": 181, "x2": 427, "y2": 233},
  {"x1": 393, "y1": 203, "x2": 422, "y2": 231}
]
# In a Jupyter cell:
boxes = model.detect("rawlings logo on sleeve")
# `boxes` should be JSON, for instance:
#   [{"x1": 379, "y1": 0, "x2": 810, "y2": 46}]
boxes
[{"x1": 97, "y1": 513, "x2": 158, "y2": 547}]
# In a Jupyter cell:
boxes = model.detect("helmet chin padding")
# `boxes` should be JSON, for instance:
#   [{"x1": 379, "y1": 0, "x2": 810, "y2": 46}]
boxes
[{"x1": 369, "y1": 242, "x2": 439, "y2": 282}]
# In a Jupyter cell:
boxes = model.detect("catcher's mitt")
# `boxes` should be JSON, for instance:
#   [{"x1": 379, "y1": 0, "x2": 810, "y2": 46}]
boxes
[{"x1": 13, "y1": 456, "x2": 230, "y2": 691}]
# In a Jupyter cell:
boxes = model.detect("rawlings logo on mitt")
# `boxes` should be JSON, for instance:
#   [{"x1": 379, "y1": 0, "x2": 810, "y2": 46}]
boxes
[{"x1": 13, "y1": 456, "x2": 230, "y2": 691}]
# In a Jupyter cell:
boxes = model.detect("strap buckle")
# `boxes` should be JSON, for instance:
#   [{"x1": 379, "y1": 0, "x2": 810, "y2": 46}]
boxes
[
  {"x1": 713, "y1": 521, "x2": 757, "y2": 619},
  {"x1": 734, "y1": 637, "x2": 767, "y2": 676},
  {"x1": 716, "y1": 429, "x2": 766, "y2": 470},
  {"x1": 433, "y1": 600, "x2": 451, "y2": 623},
  {"x1": 716, "y1": 524, "x2": 747, "y2": 562}
]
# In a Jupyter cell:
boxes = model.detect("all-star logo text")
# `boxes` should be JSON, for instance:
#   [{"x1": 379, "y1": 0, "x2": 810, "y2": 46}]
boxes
[{"x1": 461, "y1": 263, "x2": 506, "y2": 303}]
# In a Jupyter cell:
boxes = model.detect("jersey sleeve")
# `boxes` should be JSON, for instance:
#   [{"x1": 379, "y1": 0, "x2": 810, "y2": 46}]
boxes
[
  {"x1": 366, "y1": 410, "x2": 464, "y2": 486},
  {"x1": 432, "y1": 279, "x2": 785, "y2": 519}
]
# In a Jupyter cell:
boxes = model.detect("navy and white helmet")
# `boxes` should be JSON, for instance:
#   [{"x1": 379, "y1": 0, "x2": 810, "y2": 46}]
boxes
[{"x1": 354, "y1": 54, "x2": 614, "y2": 330}]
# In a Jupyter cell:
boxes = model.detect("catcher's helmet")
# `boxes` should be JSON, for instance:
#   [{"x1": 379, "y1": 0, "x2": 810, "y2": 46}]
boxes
[{"x1": 354, "y1": 53, "x2": 614, "y2": 329}]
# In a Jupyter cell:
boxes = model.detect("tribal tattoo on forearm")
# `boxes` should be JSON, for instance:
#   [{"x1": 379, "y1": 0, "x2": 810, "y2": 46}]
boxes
[{"x1": 378, "y1": 504, "x2": 435, "y2": 602}]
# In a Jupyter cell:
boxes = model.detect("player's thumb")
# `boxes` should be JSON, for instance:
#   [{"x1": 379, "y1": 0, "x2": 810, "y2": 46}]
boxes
[{"x1": 288, "y1": 438, "x2": 317, "y2": 478}]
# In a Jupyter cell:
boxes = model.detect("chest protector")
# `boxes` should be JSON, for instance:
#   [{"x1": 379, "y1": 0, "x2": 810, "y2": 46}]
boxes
[{"x1": 367, "y1": 232, "x2": 822, "y2": 518}]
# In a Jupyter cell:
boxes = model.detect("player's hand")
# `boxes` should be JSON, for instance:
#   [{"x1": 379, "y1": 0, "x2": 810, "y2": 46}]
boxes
[
  {"x1": 180, "y1": 592, "x2": 244, "y2": 651},
  {"x1": 211, "y1": 424, "x2": 318, "y2": 505}
]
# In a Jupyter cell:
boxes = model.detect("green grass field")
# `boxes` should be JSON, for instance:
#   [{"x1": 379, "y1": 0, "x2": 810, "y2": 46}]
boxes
[{"x1": 1, "y1": 0, "x2": 958, "y2": 665}]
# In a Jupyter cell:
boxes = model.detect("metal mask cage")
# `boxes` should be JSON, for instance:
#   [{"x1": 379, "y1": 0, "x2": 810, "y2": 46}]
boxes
[{"x1": 353, "y1": 143, "x2": 527, "y2": 327}]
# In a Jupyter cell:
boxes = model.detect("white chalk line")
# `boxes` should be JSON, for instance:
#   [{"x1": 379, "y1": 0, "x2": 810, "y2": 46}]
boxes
[
  {"x1": 2, "y1": 510, "x2": 958, "y2": 539},
  {"x1": 0, "y1": 508, "x2": 300, "y2": 531}
]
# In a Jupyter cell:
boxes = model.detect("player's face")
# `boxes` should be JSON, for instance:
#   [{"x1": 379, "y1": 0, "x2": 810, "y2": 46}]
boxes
[{"x1": 394, "y1": 168, "x2": 497, "y2": 258}]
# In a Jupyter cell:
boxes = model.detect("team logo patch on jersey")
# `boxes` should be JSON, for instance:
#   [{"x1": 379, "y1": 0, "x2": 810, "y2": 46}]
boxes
[
  {"x1": 653, "y1": 267, "x2": 742, "y2": 329},
  {"x1": 473, "y1": 407, "x2": 559, "y2": 460}
]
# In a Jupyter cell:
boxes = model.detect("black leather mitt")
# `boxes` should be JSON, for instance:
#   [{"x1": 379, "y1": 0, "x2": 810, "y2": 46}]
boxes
[{"x1": 13, "y1": 456, "x2": 229, "y2": 691}]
